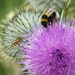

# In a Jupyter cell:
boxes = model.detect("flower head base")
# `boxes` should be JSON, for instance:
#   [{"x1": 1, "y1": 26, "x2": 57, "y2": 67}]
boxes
[
  {"x1": 3, "y1": 10, "x2": 42, "y2": 57},
  {"x1": 21, "y1": 21, "x2": 75, "y2": 75}
]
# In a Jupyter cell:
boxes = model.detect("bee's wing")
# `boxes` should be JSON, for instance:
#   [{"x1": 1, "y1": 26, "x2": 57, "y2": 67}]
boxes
[
  {"x1": 56, "y1": 11, "x2": 60, "y2": 18},
  {"x1": 48, "y1": 9, "x2": 56, "y2": 17},
  {"x1": 42, "y1": 6, "x2": 56, "y2": 17}
]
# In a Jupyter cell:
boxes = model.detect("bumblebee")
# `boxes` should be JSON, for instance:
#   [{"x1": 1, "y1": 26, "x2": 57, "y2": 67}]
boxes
[
  {"x1": 41, "y1": 8, "x2": 59, "y2": 28},
  {"x1": 9, "y1": 37, "x2": 22, "y2": 50}
]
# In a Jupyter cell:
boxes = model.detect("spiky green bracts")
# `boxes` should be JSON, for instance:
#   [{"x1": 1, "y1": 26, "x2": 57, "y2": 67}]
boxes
[{"x1": 3, "y1": 10, "x2": 42, "y2": 57}]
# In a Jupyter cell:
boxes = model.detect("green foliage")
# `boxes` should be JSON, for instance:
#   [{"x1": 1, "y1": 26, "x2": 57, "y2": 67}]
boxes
[
  {"x1": 67, "y1": 0, "x2": 75, "y2": 19},
  {"x1": 0, "y1": 0, "x2": 24, "y2": 20},
  {"x1": 0, "y1": 61, "x2": 21, "y2": 75}
]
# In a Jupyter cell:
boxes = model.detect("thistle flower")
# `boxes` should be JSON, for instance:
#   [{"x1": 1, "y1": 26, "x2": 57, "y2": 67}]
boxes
[
  {"x1": 3, "y1": 10, "x2": 42, "y2": 57},
  {"x1": 20, "y1": 21, "x2": 75, "y2": 75}
]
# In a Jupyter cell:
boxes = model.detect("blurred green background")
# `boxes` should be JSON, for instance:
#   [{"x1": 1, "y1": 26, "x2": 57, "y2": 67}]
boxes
[
  {"x1": 0, "y1": 0, "x2": 24, "y2": 20},
  {"x1": 0, "y1": 0, "x2": 75, "y2": 21}
]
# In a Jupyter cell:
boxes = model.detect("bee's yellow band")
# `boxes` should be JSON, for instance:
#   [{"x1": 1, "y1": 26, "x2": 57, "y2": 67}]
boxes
[
  {"x1": 41, "y1": 19, "x2": 48, "y2": 22},
  {"x1": 44, "y1": 13, "x2": 49, "y2": 16}
]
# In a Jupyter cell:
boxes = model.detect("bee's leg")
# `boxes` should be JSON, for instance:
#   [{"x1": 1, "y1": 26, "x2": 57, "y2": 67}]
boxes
[
  {"x1": 55, "y1": 18, "x2": 57, "y2": 21},
  {"x1": 48, "y1": 21, "x2": 53, "y2": 26}
]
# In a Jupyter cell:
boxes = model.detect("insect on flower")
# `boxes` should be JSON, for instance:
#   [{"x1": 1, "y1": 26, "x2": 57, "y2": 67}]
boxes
[
  {"x1": 9, "y1": 37, "x2": 22, "y2": 50},
  {"x1": 20, "y1": 21, "x2": 75, "y2": 75},
  {"x1": 41, "y1": 7, "x2": 59, "y2": 28}
]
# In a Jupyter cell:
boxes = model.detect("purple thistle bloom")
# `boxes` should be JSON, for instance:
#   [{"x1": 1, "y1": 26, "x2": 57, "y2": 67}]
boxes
[{"x1": 20, "y1": 21, "x2": 75, "y2": 75}]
